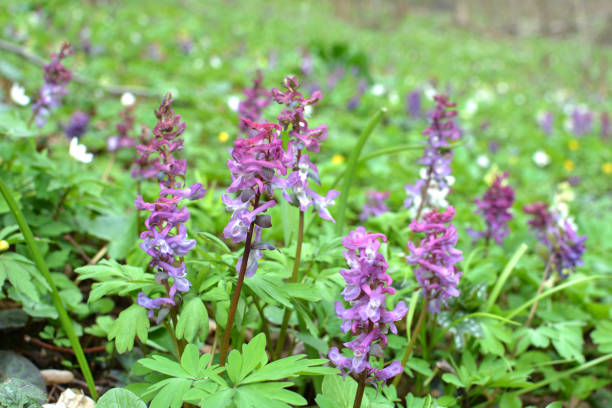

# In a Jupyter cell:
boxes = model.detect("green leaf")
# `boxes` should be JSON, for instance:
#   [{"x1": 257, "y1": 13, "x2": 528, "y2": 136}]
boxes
[
  {"x1": 176, "y1": 297, "x2": 208, "y2": 343},
  {"x1": 499, "y1": 393, "x2": 521, "y2": 408},
  {"x1": 149, "y1": 378, "x2": 192, "y2": 408},
  {"x1": 88, "y1": 213, "x2": 137, "y2": 259},
  {"x1": 591, "y1": 320, "x2": 612, "y2": 353},
  {"x1": 108, "y1": 304, "x2": 150, "y2": 353},
  {"x1": 96, "y1": 388, "x2": 146, "y2": 408},
  {"x1": 441, "y1": 373, "x2": 464, "y2": 387},
  {"x1": 405, "y1": 358, "x2": 433, "y2": 377},
  {"x1": 198, "y1": 232, "x2": 231, "y2": 254},
  {"x1": 242, "y1": 355, "x2": 333, "y2": 384},
  {"x1": 239, "y1": 333, "x2": 268, "y2": 382},
  {"x1": 316, "y1": 374, "x2": 366, "y2": 408},
  {"x1": 181, "y1": 344, "x2": 200, "y2": 377},
  {"x1": 485, "y1": 243, "x2": 527, "y2": 311},
  {"x1": 75, "y1": 259, "x2": 153, "y2": 303},
  {"x1": 226, "y1": 350, "x2": 242, "y2": 385},
  {"x1": 138, "y1": 355, "x2": 191, "y2": 378}
]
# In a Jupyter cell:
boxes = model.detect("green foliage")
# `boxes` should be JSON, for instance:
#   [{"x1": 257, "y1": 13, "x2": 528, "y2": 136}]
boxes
[
  {"x1": 109, "y1": 304, "x2": 150, "y2": 353},
  {"x1": 96, "y1": 388, "x2": 147, "y2": 408},
  {"x1": 0, "y1": 378, "x2": 46, "y2": 408}
]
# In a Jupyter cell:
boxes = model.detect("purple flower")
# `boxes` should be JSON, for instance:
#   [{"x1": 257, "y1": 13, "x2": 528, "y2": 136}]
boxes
[
  {"x1": 570, "y1": 108, "x2": 593, "y2": 137},
  {"x1": 523, "y1": 201, "x2": 586, "y2": 276},
  {"x1": 328, "y1": 227, "x2": 407, "y2": 384},
  {"x1": 32, "y1": 43, "x2": 74, "y2": 127},
  {"x1": 406, "y1": 89, "x2": 422, "y2": 118},
  {"x1": 108, "y1": 106, "x2": 137, "y2": 152},
  {"x1": 404, "y1": 95, "x2": 460, "y2": 218},
  {"x1": 222, "y1": 118, "x2": 288, "y2": 277},
  {"x1": 468, "y1": 173, "x2": 515, "y2": 245},
  {"x1": 537, "y1": 112, "x2": 554, "y2": 136},
  {"x1": 64, "y1": 111, "x2": 89, "y2": 139},
  {"x1": 238, "y1": 71, "x2": 271, "y2": 135},
  {"x1": 135, "y1": 94, "x2": 206, "y2": 321},
  {"x1": 407, "y1": 207, "x2": 463, "y2": 313},
  {"x1": 346, "y1": 79, "x2": 368, "y2": 111},
  {"x1": 271, "y1": 75, "x2": 338, "y2": 222},
  {"x1": 360, "y1": 190, "x2": 390, "y2": 221}
]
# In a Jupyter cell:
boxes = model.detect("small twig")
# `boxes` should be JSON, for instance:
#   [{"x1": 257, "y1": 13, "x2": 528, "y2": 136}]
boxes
[
  {"x1": 24, "y1": 335, "x2": 106, "y2": 354},
  {"x1": 0, "y1": 38, "x2": 157, "y2": 98},
  {"x1": 87, "y1": 244, "x2": 108, "y2": 265},
  {"x1": 63, "y1": 234, "x2": 91, "y2": 263}
]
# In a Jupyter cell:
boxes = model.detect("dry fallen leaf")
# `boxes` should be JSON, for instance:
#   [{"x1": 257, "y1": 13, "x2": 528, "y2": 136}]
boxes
[{"x1": 42, "y1": 388, "x2": 95, "y2": 408}]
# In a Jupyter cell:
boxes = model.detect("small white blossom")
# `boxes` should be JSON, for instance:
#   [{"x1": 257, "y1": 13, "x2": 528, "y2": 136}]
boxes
[
  {"x1": 10, "y1": 83, "x2": 30, "y2": 106},
  {"x1": 304, "y1": 105, "x2": 313, "y2": 117},
  {"x1": 69, "y1": 138, "x2": 93, "y2": 163},
  {"x1": 476, "y1": 154, "x2": 490, "y2": 168},
  {"x1": 532, "y1": 150, "x2": 550, "y2": 167},
  {"x1": 121, "y1": 92, "x2": 135, "y2": 106},
  {"x1": 227, "y1": 96, "x2": 241, "y2": 112},
  {"x1": 371, "y1": 84, "x2": 385, "y2": 96}
]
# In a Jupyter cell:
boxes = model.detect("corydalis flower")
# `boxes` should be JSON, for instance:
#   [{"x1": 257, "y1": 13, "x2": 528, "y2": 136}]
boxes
[
  {"x1": 407, "y1": 207, "x2": 463, "y2": 313},
  {"x1": 238, "y1": 71, "x2": 271, "y2": 135},
  {"x1": 406, "y1": 89, "x2": 422, "y2": 118},
  {"x1": 271, "y1": 76, "x2": 338, "y2": 221},
  {"x1": 404, "y1": 95, "x2": 461, "y2": 218},
  {"x1": 222, "y1": 118, "x2": 287, "y2": 277},
  {"x1": 469, "y1": 173, "x2": 514, "y2": 245},
  {"x1": 32, "y1": 43, "x2": 74, "y2": 127},
  {"x1": 569, "y1": 107, "x2": 593, "y2": 137},
  {"x1": 523, "y1": 200, "x2": 586, "y2": 277},
  {"x1": 108, "y1": 105, "x2": 137, "y2": 152},
  {"x1": 64, "y1": 111, "x2": 89, "y2": 139},
  {"x1": 135, "y1": 94, "x2": 206, "y2": 321},
  {"x1": 537, "y1": 111, "x2": 554, "y2": 136},
  {"x1": 329, "y1": 227, "x2": 407, "y2": 384},
  {"x1": 360, "y1": 190, "x2": 389, "y2": 221}
]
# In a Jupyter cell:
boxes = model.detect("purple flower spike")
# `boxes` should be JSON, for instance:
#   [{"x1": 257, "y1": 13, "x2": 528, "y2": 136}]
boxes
[
  {"x1": 64, "y1": 111, "x2": 89, "y2": 139},
  {"x1": 407, "y1": 207, "x2": 463, "y2": 313},
  {"x1": 469, "y1": 173, "x2": 515, "y2": 245},
  {"x1": 570, "y1": 107, "x2": 593, "y2": 137},
  {"x1": 32, "y1": 43, "x2": 74, "y2": 127},
  {"x1": 524, "y1": 200, "x2": 586, "y2": 277},
  {"x1": 135, "y1": 94, "x2": 206, "y2": 321},
  {"x1": 601, "y1": 112, "x2": 611, "y2": 141},
  {"x1": 238, "y1": 71, "x2": 271, "y2": 135},
  {"x1": 404, "y1": 95, "x2": 461, "y2": 218},
  {"x1": 406, "y1": 89, "x2": 422, "y2": 118},
  {"x1": 222, "y1": 118, "x2": 289, "y2": 277},
  {"x1": 360, "y1": 190, "x2": 390, "y2": 221},
  {"x1": 537, "y1": 112, "x2": 554, "y2": 136},
  {"x1": 271, "y1": 75, "x2": 338, "y2": 222},
  {"x1": 108, "y1": 105, "x2": 137, "y2": 152},
  {"x1": 328, "y1": 227, "x2": 407, "y2": 384}
]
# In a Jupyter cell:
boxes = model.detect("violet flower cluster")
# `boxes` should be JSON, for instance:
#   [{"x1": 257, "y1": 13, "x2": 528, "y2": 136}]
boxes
[
  {"x1": 523, "y1": 201, "x2": 586, "y2": 277},
  {"x1": 406, "y1": 207, "x2": 463, "y2": 313},
  {"x1": 359, "y1": 190, "x2": 390, "y2": 221},
  {"x1": 468, "y1": 173, "x2": 515, "y2": 245},
  {"x1": 64, "y1": 111, "x2": 89, "y2": 139},
  {"x1": 32, "y1": 43, "x2": 74, "y2": 127},
  {"x1": 222, "y1": 118, "x2": 287, "y2": 277},
  {"x1": 329, "y1": 227, "x2": 408, "y2": 383},
  {"x1": 406, "y1": 89, "x2": 422, "y2": 118},
  {"x1": 108, "y1": 106, "x2": 137, "y2": 152},
  {"x1": 601, "y1": 112, "x2": 611, "y2": 141},
  {"x1": 569, "y1": 107, "x2": 593, "y2": 137},
  {"x1": 537, "y1": 111, "x2": 554, "y2": 136},
  {"x1": 238, "y1": 71, "x2": 271, "y2": 135},
  {"x1": 404, "y1": 95, "x2": 461, "y2": 218},
  {"x1": 271, "y1": 76, "x2": 339, "y2": 221},
  {"x1": 135, "y1": 94, "x2": 206, "y2": 321}
]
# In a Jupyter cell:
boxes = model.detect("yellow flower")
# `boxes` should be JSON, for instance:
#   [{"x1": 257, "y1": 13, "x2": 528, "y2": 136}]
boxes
[
  {"x1": 331, "y1": 154, "x2": 345, "y2": 165},
  {"x1": 218, "y1": 131, "x2": 229, "y2": 143},
  {"x1": 568, "y1": 139, "x2": 579, "y2": 151},
  {"x1": 563, "y1": 160, "x2": 574, "y2": 171},
  {"x1": 0, "y1": 240, "x2": 8, "y2": 252},
  {"x1": 603, "y1": 162, "x2": 612, "y2": 174},
  {"x1": 484, "y1": 164, "x2": 502, "y2": 186}
]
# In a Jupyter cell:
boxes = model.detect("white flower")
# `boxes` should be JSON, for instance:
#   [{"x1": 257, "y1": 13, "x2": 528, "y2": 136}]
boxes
[
  {"x1": 69, "y1": 138, "x2": 93, "y2": 163},
  {"x1": 227, "y1": 96, "x2": 241, "y2": 112},
  {"x1": 10, "y1": 83, "x2": 30, "y2": 106},
  {"x1": 476, "y1": 154, "x2": 490, "y2": 168},
  {"x1": 304, "y1": 105, "x2": 313, "y2": 117},
  {"x1": 463, "y1": 99, "x2": 478, "y2": 117},
  {"x1": 532, "y1": 150, "x2": 550, "y2": 167},
  {"x1": 121, "y1": 92, "x2": 135, "y2": 106},
  {"x1": 388, "y1": 91, "x2": 399, "y2": 105},
  {"x1": 371, "y1": 84, "x2": 385, "y2": 96},
  {"x1": 209, "y1": 55, "x2": 222, "y2": 69}
]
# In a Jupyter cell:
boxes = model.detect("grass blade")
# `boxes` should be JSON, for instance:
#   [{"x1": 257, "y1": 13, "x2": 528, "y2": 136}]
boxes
[
  {"x1": 335, "y1": 107, "x2": 386, "y2": 234},
  {"x1": 485, "y1": 243, "x2": 528, "y2": 312},
  {"x1": 0, "y1": 177, "x2": 98, "y2": 400}
]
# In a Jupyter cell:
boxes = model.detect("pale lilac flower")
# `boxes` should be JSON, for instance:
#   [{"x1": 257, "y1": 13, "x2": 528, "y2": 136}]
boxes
[
  {"x1": 360, "y1": 190, "x2": 390, "y2": 221},
  {"x1": 32, "y1": 43, "x2": 73, "y2": 127},
  {"x1": 329, "y1": 227, "x2": 407, "y2": 384},
  {"x1": 238, "y1": 71, "x2": 271, "y2": 134},
  {"x1": 65, "y1": 111, "x2": 89, "y2": 139},
  {"x1": 537, "y1": 111, "x2": 554, "y2": 136},
  {"x1": 406, "y1": 89, "x2": 422, "y2": 118},
  {"x1": 407, "y1": 207, "x2": 463, "y2": 313},
  {"x1": 135, "y1": 94, "x2": 206, "y2": 321}
]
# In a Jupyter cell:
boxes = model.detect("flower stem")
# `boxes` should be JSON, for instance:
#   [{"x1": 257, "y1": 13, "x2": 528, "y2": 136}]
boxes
[
  {"x1": 525, "y1": 258, "x2": 552, "y2": 328},
  {"x1": 353, "y1": 371, "x2": 368, "y2": 408},
  {"x1": 252, "y1": 294, "x2": 272, "y2": 349},
  {"x1": 219, "y1": 217, "x2": 257, "y2": 366},
  {"x1": 0, "y1": 177, "x2": 98, "y2": 400},
  {"x1": 274, "y1": 210, "x2": 304, "y2": 360},
  {"x1": 392, "y1": 296, "x2": 429, "y2": 387}
]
